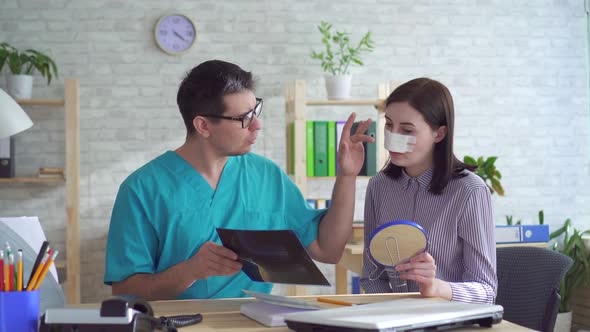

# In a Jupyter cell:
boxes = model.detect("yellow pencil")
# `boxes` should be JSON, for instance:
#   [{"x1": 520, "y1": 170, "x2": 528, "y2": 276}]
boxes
[
  {"x1": 33, "y1": 250, "x2": 58, "y2": 291},
  {"x1": 26, "y1": 251, "x2": 49, "y2": 291},
  {"x1": 317, "y1": 297, "x2": 354, "y2": 306},
  {"x1": 17, "y1": 250, "x2": 23, "y2": 291}
]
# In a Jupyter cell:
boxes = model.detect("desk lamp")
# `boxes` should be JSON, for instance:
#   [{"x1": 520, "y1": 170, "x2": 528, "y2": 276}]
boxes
[{"x1": 0, "y1": 88, "x2": 33, "y2": 139}]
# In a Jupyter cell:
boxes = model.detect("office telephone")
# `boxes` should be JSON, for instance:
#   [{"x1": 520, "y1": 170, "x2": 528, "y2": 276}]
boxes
[{"x1": 39, "y1": 295, "x2": 202, "y2": 332}]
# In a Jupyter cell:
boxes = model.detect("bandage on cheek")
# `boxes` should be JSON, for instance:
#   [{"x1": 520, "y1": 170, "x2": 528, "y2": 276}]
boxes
[{"x1": 384, "y1": 130, "x2": 416, "y2": 153}]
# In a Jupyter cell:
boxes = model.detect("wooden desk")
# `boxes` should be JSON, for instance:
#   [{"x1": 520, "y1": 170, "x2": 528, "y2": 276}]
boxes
[
  {"x1": 127, "y1": 293, "x2": 531, "y2": 331},
  {"x1": 335, "y1": 242, "x2": 548, "y2": 294}
]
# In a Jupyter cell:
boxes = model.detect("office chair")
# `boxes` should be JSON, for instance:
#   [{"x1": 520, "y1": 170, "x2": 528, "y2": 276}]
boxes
[{"x1": 496, "y1": 246, "x2": 572, "y2": 332}]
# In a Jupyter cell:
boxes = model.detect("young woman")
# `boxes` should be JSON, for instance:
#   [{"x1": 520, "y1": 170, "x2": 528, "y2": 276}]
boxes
[{"x1": 359, "y1": 78, "x2": 496, "y2": 304}]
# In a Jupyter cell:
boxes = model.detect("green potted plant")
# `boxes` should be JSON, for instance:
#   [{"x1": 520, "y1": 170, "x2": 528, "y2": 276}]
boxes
[
  {"x1": 550, "y1": 219, "x2": 590, "y2": 332},
  {"x1": 0, "y1": 42, "x2": 58, "y2": 99},
  {"x1": 463, "y1": 156, "x2": 504, "y2": 196},
  {"x1": 310, "y1": 20, "x2": 374, "y2": 100}
]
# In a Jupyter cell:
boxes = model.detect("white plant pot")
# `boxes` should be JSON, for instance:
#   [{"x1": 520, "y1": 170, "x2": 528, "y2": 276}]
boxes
[
  {"x1": 6, "y1": 74, "x2": 33, "y2": 99},
  {"x1": 553, "y1": 311, "x2": 572, "y2": 332},
  {"x1": 324, "y1": 74, "x2": 352, "y2": 100}
]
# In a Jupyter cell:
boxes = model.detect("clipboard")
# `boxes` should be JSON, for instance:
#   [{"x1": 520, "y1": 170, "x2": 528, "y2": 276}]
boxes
[{"x1": 216, "y1": 228, "x2": 330, "y2": 286}]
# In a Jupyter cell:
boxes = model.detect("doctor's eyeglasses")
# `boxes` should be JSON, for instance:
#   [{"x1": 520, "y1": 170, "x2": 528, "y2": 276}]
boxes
[{"x1": 200, "y1": 98, "x2": 263, "y2": 129}]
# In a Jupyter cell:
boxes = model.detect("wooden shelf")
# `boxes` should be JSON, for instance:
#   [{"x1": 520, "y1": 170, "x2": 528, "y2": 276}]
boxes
[
  {"x1": 16, "y1": 99, "x2": 65, "y2": 106},
  {"x1": 306, "y1": 99, "x2": 384, "y2": 110},
  {"x1": 3, "y1": 79, "x2": 80, "y2": 304},
  {"x1": 496, "y1": 242, "x2": 547, "y2": 248},
  {"x1": 0, "y1": 177, "x2": 65, "y2": 183}
]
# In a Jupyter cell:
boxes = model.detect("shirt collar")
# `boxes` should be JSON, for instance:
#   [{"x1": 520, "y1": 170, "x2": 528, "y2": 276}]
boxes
[{"x1": 400, "y1": 167, "x2": 433, "y2": 190}]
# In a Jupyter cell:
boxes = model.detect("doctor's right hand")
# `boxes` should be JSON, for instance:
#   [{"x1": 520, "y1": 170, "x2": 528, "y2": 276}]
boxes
[{"x1": 188, "y1": 241, "x2": 242, "y2": 280}]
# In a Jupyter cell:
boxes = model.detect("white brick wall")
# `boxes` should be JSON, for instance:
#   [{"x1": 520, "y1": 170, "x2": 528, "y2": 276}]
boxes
[{"x1": 0, "y1": 0, "x2": 588, "y2": 302}]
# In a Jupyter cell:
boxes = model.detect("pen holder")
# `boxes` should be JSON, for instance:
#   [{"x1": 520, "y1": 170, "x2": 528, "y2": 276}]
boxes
[{"x1": 0, "y1": 290, "x2": 40, "y2": 332}]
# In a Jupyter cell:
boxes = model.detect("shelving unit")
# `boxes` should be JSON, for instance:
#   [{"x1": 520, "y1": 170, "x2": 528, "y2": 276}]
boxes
[
  {"x1": 286, "y1": 80, "x2": 397, "y2": 197},
  {"x1": 1, "y1": 79, "x2": 80, "y2": 304},
  {"x1": 285, "y1": 80, "x2": 396, "y2": 295}
]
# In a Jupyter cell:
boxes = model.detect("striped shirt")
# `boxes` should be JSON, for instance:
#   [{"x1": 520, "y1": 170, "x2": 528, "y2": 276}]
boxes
[{"x1": 359, "y1": 168, "x2": 497, "y2": 304}]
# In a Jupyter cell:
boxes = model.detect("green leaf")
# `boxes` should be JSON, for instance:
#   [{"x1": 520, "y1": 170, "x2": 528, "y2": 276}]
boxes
[
  {"x1": 463, "y1": 156, "x2": 476, "y2": 165},
  {"x1": 538, "y1": 210, "x2": 544, "y2": 225},
  {"x1": 310, "y1": 21, "x2": 373, "y2": 74},
  {"x1": 491, "y1": 178, "x2": 504, "y2": 196}
]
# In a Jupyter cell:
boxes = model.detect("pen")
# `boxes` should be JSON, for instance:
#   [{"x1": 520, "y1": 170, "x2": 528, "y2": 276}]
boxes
[
  {"x1": 27, "y1": 241, "x2": 49, "y2": 289},
  {"x1": 317, "y1": 297, "x2": 354, "y2": 306}
]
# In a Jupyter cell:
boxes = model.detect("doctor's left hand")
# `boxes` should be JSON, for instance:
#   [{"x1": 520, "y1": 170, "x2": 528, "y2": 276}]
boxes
[{"x1": 337, "y1": 113, "x2": 374, "y2": 177}]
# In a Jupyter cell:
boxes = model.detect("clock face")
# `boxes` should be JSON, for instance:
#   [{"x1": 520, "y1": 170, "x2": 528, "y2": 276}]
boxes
[{"x1": 155, "y1": 14, "x2": 197, "y2": 55}]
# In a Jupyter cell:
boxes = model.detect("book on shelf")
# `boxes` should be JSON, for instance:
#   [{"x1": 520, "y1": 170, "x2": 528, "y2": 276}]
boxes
[
  {"x1": 306, "y1": 199, "x2": 331, "y2": 210},
  {"x1": 0, "y1": 137, "x2": 15, "y2": 178},
  {"x1": 39, "y1": 167, "x2": 64, "y2": 174},
  {"x1": 335, "y1": 121, "x2": 345, "y2": 173},
  {"x1": 313, "y1": 121, "x2": 328, "y2": 176},
  {"x1": 306, "y1": 121, "x2": 314, "y2": 176},
  {"x1": 365, "y1": 122, "x2": 377, "y2": 176},
  {"x1": 327, "y1": 121, "x2": 336, "y2": 176},
  {"x1": 495, "y1": 224, "x2": 549, "y2": 243},
  {"x1": 37, "y1": 167, "x2": 64, "y2": 178}
]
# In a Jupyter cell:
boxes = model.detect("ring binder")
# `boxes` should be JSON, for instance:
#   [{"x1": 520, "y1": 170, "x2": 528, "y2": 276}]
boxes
[{"x1": 0, "y1": 137, "x2": 14, "y2": 178}]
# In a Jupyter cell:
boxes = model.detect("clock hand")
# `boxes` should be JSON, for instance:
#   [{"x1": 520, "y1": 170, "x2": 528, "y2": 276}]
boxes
[{"x1": 173, "y1": 30, "x2": 186, "y2": 42}]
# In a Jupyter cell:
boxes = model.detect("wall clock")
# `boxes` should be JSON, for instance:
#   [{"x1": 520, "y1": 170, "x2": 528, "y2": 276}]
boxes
[{"x1": 154, "y1": 14, "x2": 197, "y2": 55}]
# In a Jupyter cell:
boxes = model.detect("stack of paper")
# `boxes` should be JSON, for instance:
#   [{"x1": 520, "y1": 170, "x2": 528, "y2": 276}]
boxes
[
  {"x1": 241, "y1": 301, "x2": 315, "y2": 327},
  {"x1": 240, "y1": 289, "x2": 319, "y2": 327}
]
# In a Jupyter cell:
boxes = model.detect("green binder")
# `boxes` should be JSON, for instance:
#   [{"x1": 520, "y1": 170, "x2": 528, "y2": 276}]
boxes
[
  {"x1": 327, "y1": 121, "x2": 336, "y2": 176},
  {"x1": 365, "y1": 122, "x2": 377, "y2": 176},
  {"x1": 350, "y1": 122, "x2": 366, "y2": 176},
  {"x1": 306, "y1": 121, "x2": 314, "y2": 177},
  {"x1": 314, "y1": 121, "x2": 328, "y2": 176}
]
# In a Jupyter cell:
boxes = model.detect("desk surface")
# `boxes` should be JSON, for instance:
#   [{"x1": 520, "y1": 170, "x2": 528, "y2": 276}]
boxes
[{"x1": 132, "y1": 293, "x2": 533, "y2": 331}]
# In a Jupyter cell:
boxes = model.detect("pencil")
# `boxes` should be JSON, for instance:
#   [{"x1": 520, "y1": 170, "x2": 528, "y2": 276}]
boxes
[
  {"x1": 3, "y1": 253, "x2": 8, "y2": 292},
  {"x1": 8, "y1": 253, "x2": 14, "y2": 292},
  {"x1": 0, "y1": 250, "x2": 4, "y2": 292},
  {"x1": 17, "y1": 250, "x2": 23, "y2": 291},
  {"x1": 317, "y1": 297, "x2": 354, "y2": 306},
  {"x1": 26, "y1": 251, "x2": 49, "y2": 291},
  {"x1": 33, "y1": 250, "x2": 58, "y2": 291}
]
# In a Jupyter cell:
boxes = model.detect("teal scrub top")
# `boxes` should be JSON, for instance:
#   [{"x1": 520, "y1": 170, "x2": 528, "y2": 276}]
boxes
[{"x1": 104, "y1": 151, "x2": 326, "y2": 299}]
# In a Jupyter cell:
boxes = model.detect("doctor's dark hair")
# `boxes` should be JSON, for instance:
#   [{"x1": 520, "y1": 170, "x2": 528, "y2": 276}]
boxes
[
  {"x1": 177, "y1": 60, "x2": 256, "y2": 135},
  {"x1": 382, "y1": 78, "x2": 476, "y2": 195}
]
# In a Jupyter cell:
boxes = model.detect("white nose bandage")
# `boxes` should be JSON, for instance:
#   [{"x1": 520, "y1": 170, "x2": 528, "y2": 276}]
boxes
[{"x1": 384, "y1": 130, "x2": 416, "y2": 153}]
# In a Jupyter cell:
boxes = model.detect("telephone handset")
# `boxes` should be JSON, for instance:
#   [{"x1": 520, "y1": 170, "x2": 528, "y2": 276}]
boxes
[{"x1": 39, "y1": 295, "x2": 203, "y2": 332}]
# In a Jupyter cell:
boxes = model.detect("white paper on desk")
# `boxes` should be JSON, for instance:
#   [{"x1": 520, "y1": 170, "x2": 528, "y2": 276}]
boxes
[
  {"x1": 242, "y1": 289, "x2": 320, "y2": 310},
  {"x1": 0, "y1": 216, "x2": 58, "y2": 281},
  {"x1": 241, "y1": 301, "x2": 315, "y2": 327}
]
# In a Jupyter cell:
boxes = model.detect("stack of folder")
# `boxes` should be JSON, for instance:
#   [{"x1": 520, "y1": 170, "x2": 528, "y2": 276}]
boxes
[{"x1": 291, "y1": 121, "x2": 378, "y2": 177}]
